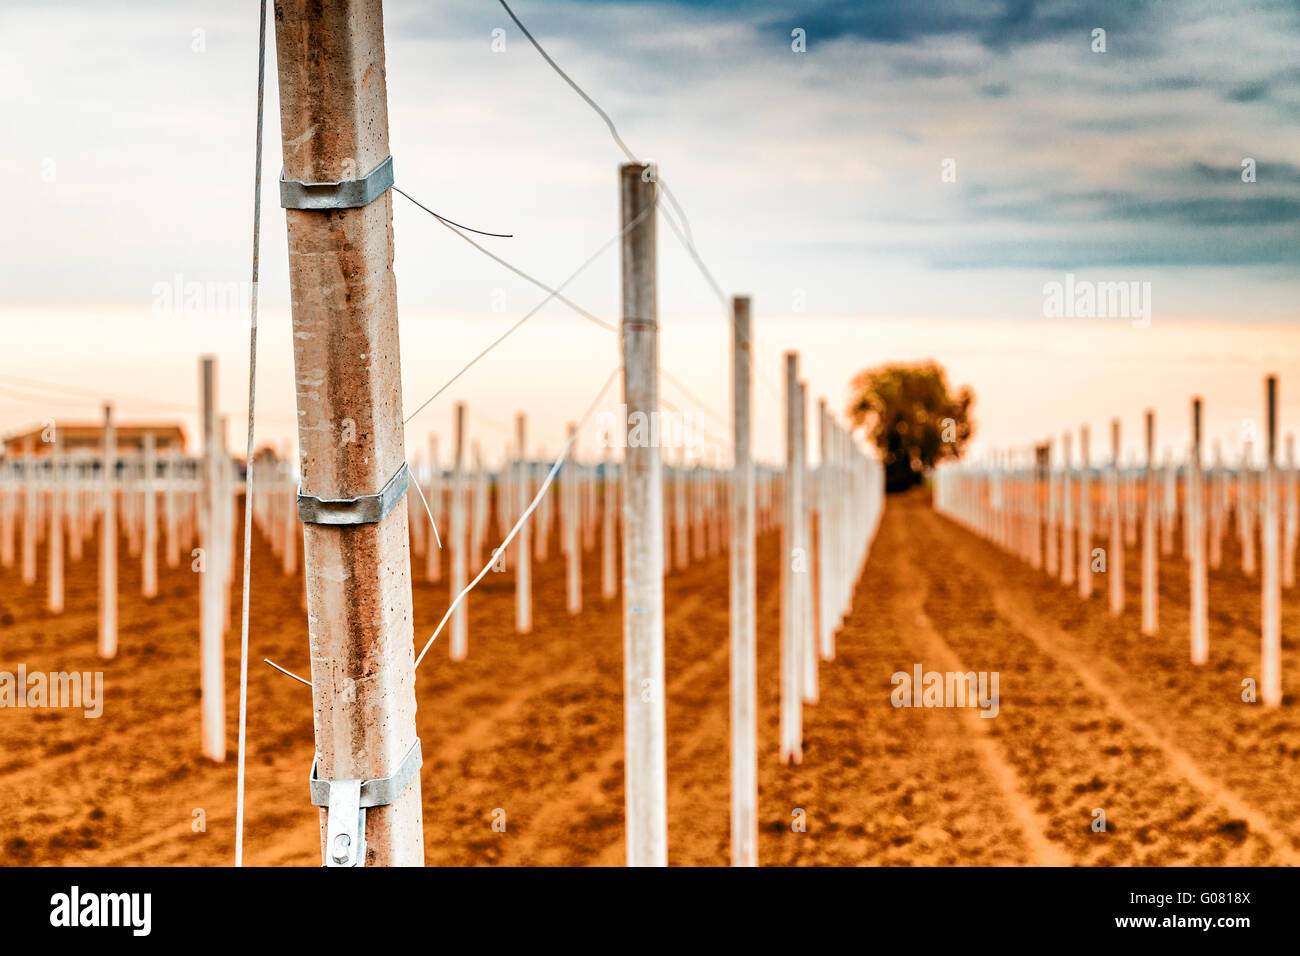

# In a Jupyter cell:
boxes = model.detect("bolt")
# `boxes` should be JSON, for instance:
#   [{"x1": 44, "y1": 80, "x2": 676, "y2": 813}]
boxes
[{"x1": 332, "y1": 832, "x2": 352, "y2": 863}]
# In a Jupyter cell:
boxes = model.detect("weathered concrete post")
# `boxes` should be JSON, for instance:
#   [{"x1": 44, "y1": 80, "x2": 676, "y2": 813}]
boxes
[
  {"x1": 165, "y1": 446, "x2": 180, "y2": 569},
  {"x1": 563, "y1": 423, "x2": 581, "y2": 614},
  {"x1": 516, "y1": 413, "x2": 532, "y2": 633},
  {"x1": 450, "y1": 402, "x2": 467, "y2": 660},
  {"x1": 798, "y1": 381, "x2": 816, "y2": 704},
  {"x1": 1261, "y1": 375, "x2": 1281, "y2": 705},
  {"x1": 21, "y1": 437, "x2": 36, "y2": 586},
  {"x1": 619, "y1": 161, "x2": 667, "y2": 866},
  {"x1": 1109, "y1": 419, "x2": 1124, "y2": 615},
  {"x1": 142, "y1": 432, "x2": 158, "y2": 599},
  {"x1": 602, "y1": 439, "x2": 618, "y2": 602},
  {"x1": 48, "y1": 438, "x2": 64, "y2": 613},
  {"x1": 426, "y1": 435, "x2": 441, "y2": 583},
  {"x1": 99, "y1": 404, "x2": 117, "y2": 659},
  {"x1": 1141, "y1": 411, "x2": 1157, "y2": 635},
  {"x1": 1061, "y1": 432, "x2": 1074, "y2": 588},
  {"x1": 199, "y1": 357, "x2": 224, "y2": 760},
  {"x1": 273, "y1": 0, "x2": 423, "y2": 865},
  {"x1": 780, "y1": 352, "x2": 803, "y2": 764},
  {"x1": 1078, "y1": 425, "x2": 1091, "y2": 597},
  {"x1": 729, "y1": 295, "x2": 757, "y2": 866},
  {"x1": 1190, "y1": 398, "x2": 1208, "y2": 665},
  {"x1": 1284, "y1": 434, "x2": 1297, "y2": 589},
  {"x1": 817, "y1": 398, "x2": 835, "y2": 661}
]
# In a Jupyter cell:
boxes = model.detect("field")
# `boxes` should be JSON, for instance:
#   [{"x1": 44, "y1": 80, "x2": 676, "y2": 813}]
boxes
[{"x1": 2, "y1": 487, "x2": 1295, "y2": 866}]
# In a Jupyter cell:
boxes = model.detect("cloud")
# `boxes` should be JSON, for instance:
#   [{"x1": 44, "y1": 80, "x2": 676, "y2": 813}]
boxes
[{"x1": 0, "y1": 0, "x2": 1296, "y2": 320}]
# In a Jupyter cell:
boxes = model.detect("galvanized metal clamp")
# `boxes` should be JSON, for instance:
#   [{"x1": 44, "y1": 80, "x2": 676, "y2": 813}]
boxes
[
  {"x1": 309, "y1": 738, "x2": 422, "y2": 867},
  {"x1": 280, "y1": 155, "x2": 395, "y2": 211},
  {"x1": 298, "y1": 461, "x2": 409, "y2": 526}
]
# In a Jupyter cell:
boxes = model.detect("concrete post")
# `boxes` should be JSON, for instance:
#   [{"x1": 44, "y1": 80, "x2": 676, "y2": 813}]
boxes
[
  {"x1": 729, "y1": 295, "x2": 756, "y2": 866},
  {"x1": 99, "y1": 404, "x2": 117, "y2": 659},
  {"x1": 273, "y1": 0, "x2": 423, "y2": 864},
  {"x1": 618, "y1": 161, "x2": 667, "y2": 866}
]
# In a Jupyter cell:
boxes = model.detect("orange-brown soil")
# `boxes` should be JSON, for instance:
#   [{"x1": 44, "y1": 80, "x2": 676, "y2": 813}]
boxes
[{"x1": 1, "y1": 490, "x2": 1296, "y2": 865}]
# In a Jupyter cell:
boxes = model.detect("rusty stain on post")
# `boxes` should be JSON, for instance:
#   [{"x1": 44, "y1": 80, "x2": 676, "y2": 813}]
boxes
[{"x1": 273, "y1": 0, "x2": 422, "y2": 866}]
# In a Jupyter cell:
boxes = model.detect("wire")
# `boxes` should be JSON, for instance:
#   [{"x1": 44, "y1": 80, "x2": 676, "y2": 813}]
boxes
[
  {"x1": 398, "y1": 177, "x2": 744, "y2": 462},
  {"x1": 0, "y1": 384, "x2": 102, "y2": 409},
  {"x1": 407, "y1": 462, "x2": 443, "y2": 550},
  {"x1": 265, "y1": 368, "x2": 622, "y2": 687},
  {"x1": 401, "y1": 192, "x2": 655, "y2": 425},
  {"x1": 658, "y1": 199, "x2": 727, "y2": 307},
  {"x1": 412, "y1": 365, "x2": 621, "y2": 669},
  {"x1": 496, "y1": 0, "x2": 729, "y2": 307},
  {"x1": 395, "y1": 187, "x2": 613, "y2": 332},
  {"x1": 491, "y1": 2, "x2": 773, "y2": 412},
  {"x1": 661, "y1": 369, "x2": 729, "y2": 434},
  {"x1": 496, "y1": 0, "x2": 639, "y2": 164},
  {"x1": 257, "y1": 462, "x2": 448, "y2": 689},
  {"x1": 233, "y1": 0, "x2": 266, "y2": 870},
  {"x1": 263, "y1": 657, "x2": 311, "y2": 687},
  {"x1": 390, "y1": 188, "x2": 513, "y2": 237},
  {"x1": 0, "y1": 374, "x2": 302, "y2": 432},
  {"x1": 0, "y1": 376, "x2": 200, "y2": 415}
]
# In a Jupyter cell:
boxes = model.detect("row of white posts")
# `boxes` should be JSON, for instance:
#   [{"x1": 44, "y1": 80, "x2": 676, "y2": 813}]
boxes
[
  {"x1": 1, "y1": 173, "x2": 886, "y2": 868},
  {"x1": 934, "y1": 376, "x2": 1291, "y2": 707},
  {"x1": 0, "y1": 441, "x2": 200, "y2": 608},
  {"x1": 248, "y1": 417, "x2": 788, "y2": 639},
  {"x1": 1, "y1": 351, "x2": 884, "y2": 868},
  {"x1": 777, "y1": 351, "x2": 885, "y2": 767},
  {"x1": 261, "y1": 5, "x2": 887, "y2": 866},
  {"x1": 0, "y1": 380, "x2": 238, "y2": 759}
]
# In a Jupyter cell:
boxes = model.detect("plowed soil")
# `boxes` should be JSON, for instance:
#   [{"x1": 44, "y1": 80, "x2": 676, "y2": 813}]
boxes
[{"x1": 1, "y1": 489, "x2": 1296, "y2": 866}]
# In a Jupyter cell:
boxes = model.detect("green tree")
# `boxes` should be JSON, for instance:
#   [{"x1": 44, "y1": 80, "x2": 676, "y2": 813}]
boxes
[{"x1": 847, "y1": 361, "x2": 974, "y2": 493}]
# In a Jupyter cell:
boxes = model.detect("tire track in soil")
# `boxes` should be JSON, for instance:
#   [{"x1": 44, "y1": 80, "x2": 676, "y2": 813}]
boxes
[
  {"x1": 741, "y1": 509, "x2": 1037, "y2": 866},
  {"x1": 897, "y1": 549, "x2": 1070, "y2": 866},
  {"x1": 971, "y1": 507, "x2": 1300, "y2": 859},
  {"x1": 12, "y1": 490, "x2": 1294, "y2": 866},
  {"x1": 989, "y1": 589, "x2": 1300, "y2": 864},
  {"x1": 1050, "y1": 519, "x2": 1300, "y2": 843},
  {"x1": 918, "y1": 493, "x2": 1289, "y2": 864}
]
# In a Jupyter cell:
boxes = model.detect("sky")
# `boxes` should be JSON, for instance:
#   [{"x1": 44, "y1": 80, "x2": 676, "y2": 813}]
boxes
[{"x1": 0, "y1": 0, "x2": 1297, "y2": 464}]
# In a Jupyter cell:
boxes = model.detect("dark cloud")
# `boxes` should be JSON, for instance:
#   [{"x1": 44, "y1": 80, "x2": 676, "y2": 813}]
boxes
[
  {"x1": 867, "y1": 161, "x2": 1300, "y2": 271},
  {"x1": 804, "y1": 230, "x2": 1296, "y2": 269},
  {"x1": 563, "y1": 0, "x2": 1171, "y2": 49},
  {"x1": 1226, "y1": 81, "x2": 1271, "y2": 103},
  {"x1": 1111, "y1": 195, "x2": 1300, "y2": 227},
  {"x1": 928, "y1": 231, "x2": 1295, "y2": 269},
  {"x1": 969, "y1": 182, "x2": 1300, "y2": 227}
]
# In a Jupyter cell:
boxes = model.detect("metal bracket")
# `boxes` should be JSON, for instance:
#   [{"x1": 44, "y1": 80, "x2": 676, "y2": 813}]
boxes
[
  {"x1": 309, "y1": 738, "x2": 423, "y2": 868},
  {"x1": 280, "y1": 156, "x2": 395, "y2": 211},
  {"x1": 298, "y1": 461, "x2": 409, "y2": 526}
]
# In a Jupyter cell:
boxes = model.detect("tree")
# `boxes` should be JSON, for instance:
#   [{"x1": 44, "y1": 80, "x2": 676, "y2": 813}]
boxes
[{"x1": 848, "y1": 361, "x2": 974, "y2": 493}]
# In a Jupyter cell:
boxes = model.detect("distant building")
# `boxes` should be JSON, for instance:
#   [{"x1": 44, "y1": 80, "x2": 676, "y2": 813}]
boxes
[{"x1": 1, "y1": 422, "x2": 188, "y2": 456}]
